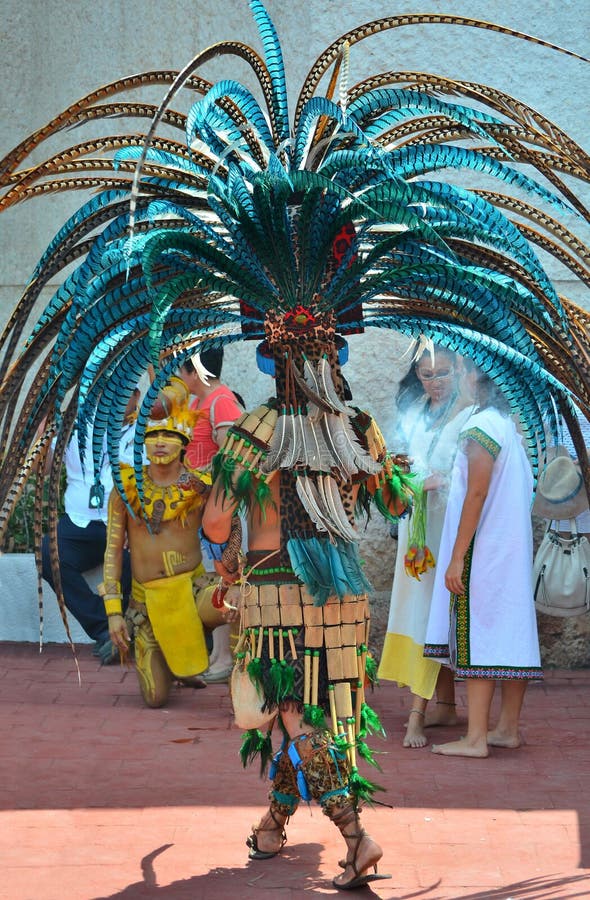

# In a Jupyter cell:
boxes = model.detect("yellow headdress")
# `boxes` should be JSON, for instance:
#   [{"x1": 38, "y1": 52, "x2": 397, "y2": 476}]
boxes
[{"x1": 145, "y1": 378, "x2": 200, "y2": 444}]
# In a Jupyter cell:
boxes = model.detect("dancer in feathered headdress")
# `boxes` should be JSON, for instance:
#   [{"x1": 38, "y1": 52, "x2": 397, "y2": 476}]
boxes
[{"x1": 0, "y1": 0, "x2": 588, "y2": 888}]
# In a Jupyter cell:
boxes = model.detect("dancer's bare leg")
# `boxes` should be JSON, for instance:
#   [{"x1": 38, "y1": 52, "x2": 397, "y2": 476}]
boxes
[
  {"x1": 488, "y1": 681, "x2": 527, "y2": 748},
  {"x1": 432, "y1": 678, "x2": 494, "y2": 757},
  {"x1": 249, "y1": 705, "x2": 310, "y2": 855},
  {"x1": 424, "y1": 666, "x2": 459, "y2": 727},
  {"x1": 403, "y1": 695, "x2": 428, "y2": 748},
  {"x1": 331, "y1": 805, "x2": 385, "y2": 890},
  {"x1": 277, "y1": 706, "x2": 386, "y2": 888}
]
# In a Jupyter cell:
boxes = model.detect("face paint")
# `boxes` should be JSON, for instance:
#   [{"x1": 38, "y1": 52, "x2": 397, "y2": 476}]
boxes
[{"x1": 145, "y1": 433, "x2": 184, "y2": 464}]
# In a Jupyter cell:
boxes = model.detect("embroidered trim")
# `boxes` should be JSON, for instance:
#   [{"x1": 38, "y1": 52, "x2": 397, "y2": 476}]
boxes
[
  {"x1": 453, "y1": 665, "x2": 543, "y2": 679},
  {"x1": 460, "y1": 426, "x2": 500, "y2": 460},
  {"x1": 452, "y1": 538, "x2": 475, "y2": 669}
]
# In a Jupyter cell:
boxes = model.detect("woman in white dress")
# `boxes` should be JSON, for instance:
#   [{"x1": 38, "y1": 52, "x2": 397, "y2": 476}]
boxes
[
  {"x1": 425, "y1": 359, "x2": 542, "y2": 757},
  {"x1": 378, "y1": 348, "x2": 473, "y2": 747}
]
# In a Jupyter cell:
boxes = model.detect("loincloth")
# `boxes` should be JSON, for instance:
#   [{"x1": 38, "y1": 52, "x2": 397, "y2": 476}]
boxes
[{"x1": 129, "y1": 565, "x2": 208, "y2": 678}]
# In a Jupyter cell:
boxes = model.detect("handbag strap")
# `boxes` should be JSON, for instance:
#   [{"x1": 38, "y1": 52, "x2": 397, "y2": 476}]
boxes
[{"x1": 546, "y1": 518, "x2": 579, "y2": 537}]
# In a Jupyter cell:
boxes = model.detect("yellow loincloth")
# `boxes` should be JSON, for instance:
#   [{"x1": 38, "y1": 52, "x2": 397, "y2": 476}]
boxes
[{"x1": 132, "y1": 565, "x2": 208, "y2": 677}]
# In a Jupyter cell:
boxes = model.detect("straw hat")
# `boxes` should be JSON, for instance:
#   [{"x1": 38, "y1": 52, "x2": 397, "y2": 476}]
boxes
[{"x1": 533, "y1": 446, "x2": 589, "y2": 519}]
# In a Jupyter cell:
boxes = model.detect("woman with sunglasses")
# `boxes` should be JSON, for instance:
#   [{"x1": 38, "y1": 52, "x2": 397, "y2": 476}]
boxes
[{"x1": 378, "y1": 346, "x2": 473, "y2": 747}]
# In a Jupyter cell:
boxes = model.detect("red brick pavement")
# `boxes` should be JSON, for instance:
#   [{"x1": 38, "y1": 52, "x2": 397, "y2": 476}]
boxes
[{"x1": 1, "y1": 642, "x2": 589, "y2": 900}]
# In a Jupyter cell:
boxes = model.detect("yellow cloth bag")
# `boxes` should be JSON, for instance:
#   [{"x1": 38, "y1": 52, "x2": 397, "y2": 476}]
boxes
[{"x1": 135, "y1": 567, "x2": 208, "y2": 678}]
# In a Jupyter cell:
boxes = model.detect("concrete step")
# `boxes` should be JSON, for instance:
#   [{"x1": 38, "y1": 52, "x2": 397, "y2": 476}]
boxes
[{"x1": 0, "y1": 552, "x2": 94, "y2": 644}]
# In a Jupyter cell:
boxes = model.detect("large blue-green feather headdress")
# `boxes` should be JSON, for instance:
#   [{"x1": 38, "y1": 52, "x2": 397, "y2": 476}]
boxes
[{"x1": 0, "y1": 0, "x2": 589, "y2": 572}]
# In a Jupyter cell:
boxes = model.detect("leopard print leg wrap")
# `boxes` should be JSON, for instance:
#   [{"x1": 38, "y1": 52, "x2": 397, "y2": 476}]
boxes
[
  {"x1": 291, "y1": 729, "x2": 352, "y2": 814},
  {"x1": 269, "y1": 744, "x2": 300, "y2": 818}
]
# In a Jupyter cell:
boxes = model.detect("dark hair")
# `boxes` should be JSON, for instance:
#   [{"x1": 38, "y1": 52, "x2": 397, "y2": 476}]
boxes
[
  {"x1": 183, "y1": 346, "x2": 224, "y2": 379},
  {"x1": 396, "y1": 347, "x2": 458, "y2": 412},
  {"x1": 395, "y1": 364, "x2": 423, "y2": 412},
  {"x1": 463, "y1": 357, "x2": 510, "y2": 414}
]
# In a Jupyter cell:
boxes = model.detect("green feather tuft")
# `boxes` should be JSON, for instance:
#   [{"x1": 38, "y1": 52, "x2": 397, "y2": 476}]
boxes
[
  {"x1": 235, "y1": 467, "x2": 253, "y2": 500},
  {"x1": 215, "y1": 454, "x2": 237, "y2": 503},
  {"x1": 304, "y1": 704, "x2": 326, "y2": 729},
  {"x1": 269, "y1": 657, "x2": 282, "y2": 702},
  {"x1": 359, "y1": 701, "x2": 386, "y2": 738},
  {"x1": 355, "y1": 483, "x2": 373, "y2": 520},
  {"x1": 348, "y1": 767, "x2": 386, "y2": 806},
  {"x1": 333, "y1": 732, "x2": 351, "y2": 755},
  {"x1": 356, "y1": 737, "x2": 383, "y2": 771},
  {"x1": 239, "y1": 728, "x2": 273, "y2": 775},
  {"x1": 280, "y1": 659, "x2": 295, "y2": 698},
  {"x1": 365, "y1": 654, "x2": 378, "y2": 685},
  {"x1": 238, "y1": 728, "x2": 273, "y2": 777},
  {"x1": 372, "y1": 487, "x2": 393, "y2": 522},
  {"x1": 247, "y1": 656, "x2": 263, "y2": 687},
  {"x1": 255, "y1": 478, "x2": 275, "y2": 517}
]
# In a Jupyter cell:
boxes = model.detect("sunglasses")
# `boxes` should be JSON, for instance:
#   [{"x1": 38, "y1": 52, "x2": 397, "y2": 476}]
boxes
[{"x1": 417, "y1": 368, "x2": 455, "y2": 381}]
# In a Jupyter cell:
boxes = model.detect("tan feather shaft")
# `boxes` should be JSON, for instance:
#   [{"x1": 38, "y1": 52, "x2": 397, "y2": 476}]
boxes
[
  {"x1": 295, "y1": 475, "x2": 332, "y2": 534},
  {"x1": 279, "y1": 415, "x2": 300, "y2": 468},
  {"x1": 316, "y1": 474, "x2": 358, "y2": 542},
  {"x1": 296, "y1": 13, "x2": 589, "y2": 129},
  {"x1": 260, "y1": 409, "x2": 288, "y2": 472},
  {"x1": 291, "y1": 363, "x2": 334, "y2": 413},
  {"x1": 338, "y1": 414, "x2": 382, "y2": 475},
  {"x1": 317, "y1": 356, "x2": 349, "y2": 414},
  {"x1": 321, "y1": 475, "x2": 359, "y2": 542},
  {"x1": 320, "y1": 413, "x2": 357, "y2": 480}
]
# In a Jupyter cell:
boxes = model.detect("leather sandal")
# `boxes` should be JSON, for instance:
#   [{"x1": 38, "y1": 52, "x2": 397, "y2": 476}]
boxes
[
  {"x1": 332, "y1": 830, "x2": 391, "y2": 890},
  {"x1": 330, "y1": 806, "x2": 390, "y2": 891},
  {"x1": 246, "y1": 808, "x2": 287, "y2": 860}
]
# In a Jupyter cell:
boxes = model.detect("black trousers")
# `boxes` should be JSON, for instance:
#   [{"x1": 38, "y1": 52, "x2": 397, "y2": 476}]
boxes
[{"x1": 41, "y1": 514, "x2": 131, "y2": 643}]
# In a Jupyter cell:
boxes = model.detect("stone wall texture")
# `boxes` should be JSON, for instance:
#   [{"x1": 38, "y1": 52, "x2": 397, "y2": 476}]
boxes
[{"x1": 0, "y1": 1, "x2": 588, "y2": 661}]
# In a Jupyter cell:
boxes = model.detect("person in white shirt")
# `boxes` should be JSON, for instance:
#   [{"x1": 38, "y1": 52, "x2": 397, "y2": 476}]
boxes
[{"x1": 41, "y1": 391, "x2": 139, "y2": 664}]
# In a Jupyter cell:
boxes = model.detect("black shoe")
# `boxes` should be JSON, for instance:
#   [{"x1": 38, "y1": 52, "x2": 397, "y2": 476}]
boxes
[{"x1": 96, "y1": 639, "x2": 118, "y2": 665}]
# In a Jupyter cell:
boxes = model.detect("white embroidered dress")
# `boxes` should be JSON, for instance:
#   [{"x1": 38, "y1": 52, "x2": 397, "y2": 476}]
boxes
[
  {"x1": 424, "y1": 407, "x2": 542, "y2": 679},
  {"x1": 378, "y1": 397, "x2": 473, "y2": 697}
]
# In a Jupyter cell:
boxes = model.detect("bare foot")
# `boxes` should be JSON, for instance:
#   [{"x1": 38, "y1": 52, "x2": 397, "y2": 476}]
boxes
[
  {"x1": 333, "y1": 833, "x2": 383, "y2": 889},
  {"x1": 431, "y1": 738, "x2": 488, "y2": 758},
  {"x1": 424, "y1": 702, "x2": 459, "y2": 728},
  {"x1": 403, "y1": 710, "x2": 428, "y2": 748},
  {"x1": 487, "y1": 729, "x2": 522, "y2": 748}
]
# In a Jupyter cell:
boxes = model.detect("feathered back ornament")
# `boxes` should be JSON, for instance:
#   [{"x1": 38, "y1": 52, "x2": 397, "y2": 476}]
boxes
[{"x1": 0, "y1": 0, "x2": 589, "y2": 633}]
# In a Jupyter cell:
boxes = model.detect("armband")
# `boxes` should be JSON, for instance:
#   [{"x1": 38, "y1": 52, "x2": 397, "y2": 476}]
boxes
[
  {"x1": 199, "y1": 516, "x2": 242, "y2": 573},
  {"x1": 98, "y1": 581, "x2": 124, "y2": 617},
  {"x1": 199, "y1": 527, "x2": 228, "y2": 562},
  {"x1": 104, "y1": 598, "x2": 124, "y2": 616}
]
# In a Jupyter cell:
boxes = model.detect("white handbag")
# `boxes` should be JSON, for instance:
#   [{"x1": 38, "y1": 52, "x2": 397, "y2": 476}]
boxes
[{"x1": 533, "y1": 519, "x2": 590, "y2": 617}]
